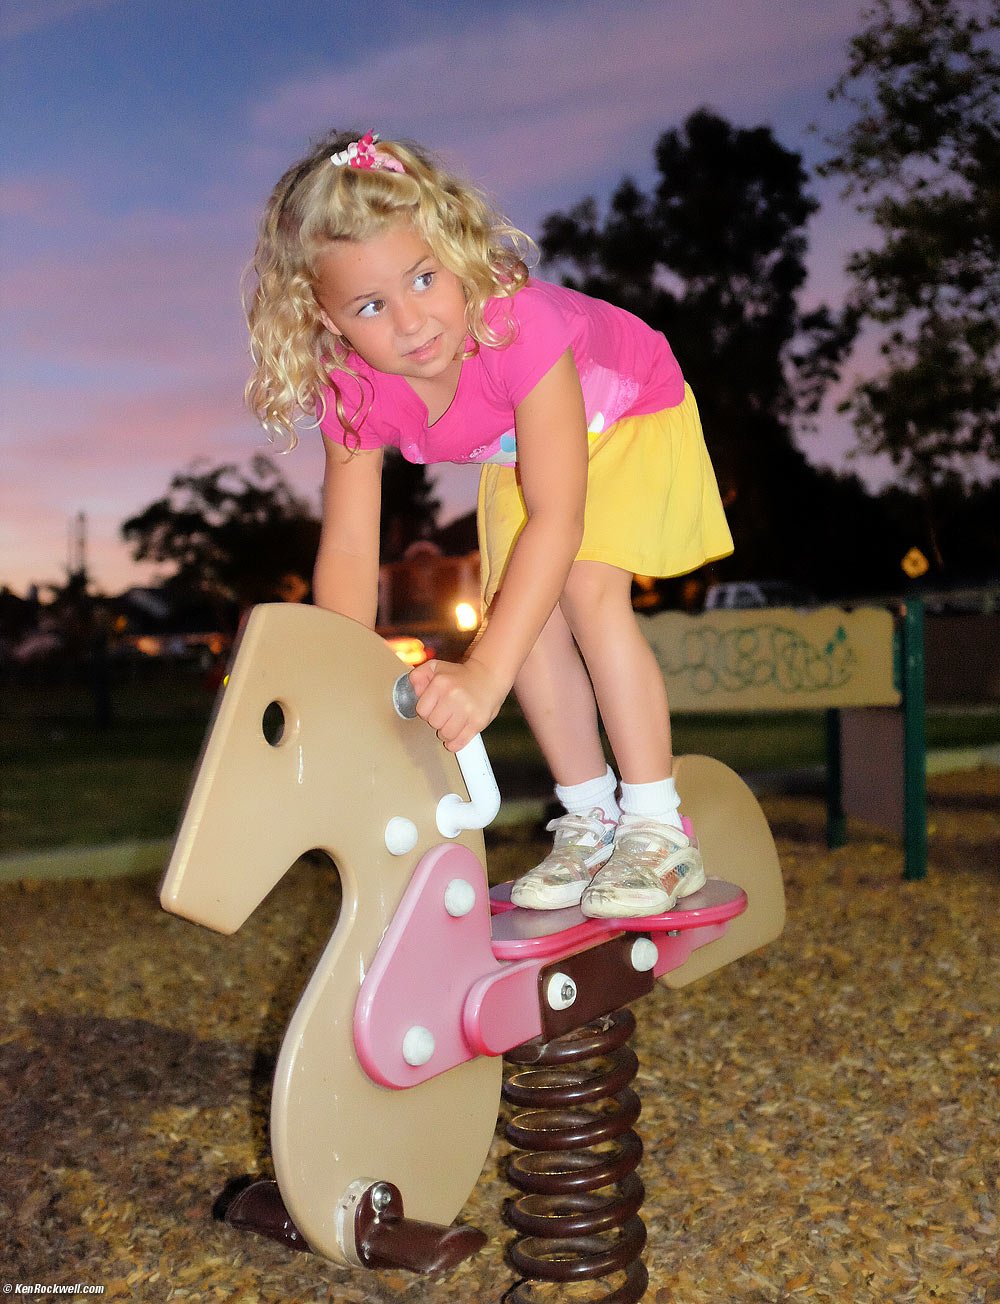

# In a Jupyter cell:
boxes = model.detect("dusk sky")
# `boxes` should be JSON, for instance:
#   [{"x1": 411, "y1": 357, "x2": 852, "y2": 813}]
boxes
[{"x1": 1, "y1": 0, "x2": 890, "y2": 597}]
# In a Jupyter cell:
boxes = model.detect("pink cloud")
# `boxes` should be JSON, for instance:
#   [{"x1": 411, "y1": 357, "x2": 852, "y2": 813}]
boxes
[
  {"x1": 3, "y1": 204, "x2": 253, "y2": 369},
  {"x1": 0, "y1": 0, "x2": 117, "y2": 41},
  {"x1": 0, "y1": 179, "x2": 328, "y2": 593},
  {"x1": 0, "y1": 176, "x2": 81, "y2": 219},
  {"x1": 0, "y1": 366, "x2": 332, "y2": 593},
  {"x1": 0, "y1": 497, "x2": 161, "y2": 595},
  {"x1": 3, "y1": 376, "x2": 254, "y2": 483}
]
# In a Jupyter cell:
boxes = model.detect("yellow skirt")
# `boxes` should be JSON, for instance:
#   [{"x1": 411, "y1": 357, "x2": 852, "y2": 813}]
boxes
[{"x1": 477, "y1": 384, "x2": 734, "y2": 607}]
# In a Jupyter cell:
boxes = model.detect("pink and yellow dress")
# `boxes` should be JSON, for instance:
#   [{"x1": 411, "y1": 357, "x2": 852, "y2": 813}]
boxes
[{"x1": 319, "y1": 279, "x2": 733, "y2": 608}]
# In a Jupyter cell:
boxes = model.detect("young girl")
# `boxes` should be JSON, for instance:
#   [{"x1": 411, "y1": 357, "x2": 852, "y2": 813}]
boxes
[{"x1": 245, "y1": 129, "x2": 733, "y2": 920}]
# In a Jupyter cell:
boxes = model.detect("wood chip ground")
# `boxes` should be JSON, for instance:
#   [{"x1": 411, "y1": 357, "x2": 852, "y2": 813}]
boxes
[{"x1": 2, "y1": 769, "x2": 998, "y2": 1302}]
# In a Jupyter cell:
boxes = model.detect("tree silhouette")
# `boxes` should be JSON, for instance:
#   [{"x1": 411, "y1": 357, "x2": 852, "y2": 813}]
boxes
[
  {"x1": 121, "y1": 449, "x2": 442, "y2": 606},
  {"x1": 540, "y1": 108, "x2": 853, "y2": 582},
  {"x1": 379, "y1": 448, "x2": 441, "y2": 562},
  {"x1": 822, "y1": 0, "x2": 1000, "y2": 542},
  {"x1": 121, "y1": 455, "x2": 321, "y2": 606}
]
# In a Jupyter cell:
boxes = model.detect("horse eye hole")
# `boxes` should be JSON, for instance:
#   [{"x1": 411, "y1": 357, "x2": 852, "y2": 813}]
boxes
[{"x1": 262, "y1": 701, "x2": 286, "y2": 747}]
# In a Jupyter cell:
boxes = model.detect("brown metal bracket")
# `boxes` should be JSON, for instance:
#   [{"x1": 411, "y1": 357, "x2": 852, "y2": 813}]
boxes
[
  {"x1": 354, "y1": 1181, "x2": 487, "y2": 1273},
  {"x1": 538, "y1": 934, "x2": 655, "y2": 1040}
]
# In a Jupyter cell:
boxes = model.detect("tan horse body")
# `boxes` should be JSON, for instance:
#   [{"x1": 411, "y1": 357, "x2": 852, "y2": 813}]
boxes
[{"x1": 161, "y1": 603, "x2": 784, "y2": 1269}]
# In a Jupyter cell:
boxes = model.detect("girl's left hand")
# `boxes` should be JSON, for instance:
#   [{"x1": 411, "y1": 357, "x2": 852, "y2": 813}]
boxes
[{"x1": 407, "y1": 656, "x2": 506, "y2": 752}]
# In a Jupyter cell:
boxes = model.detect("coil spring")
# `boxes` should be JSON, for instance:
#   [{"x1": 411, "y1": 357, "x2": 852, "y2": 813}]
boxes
[{"x1": 501, "y1": 1007, "x2": 649, "y2": 1303}]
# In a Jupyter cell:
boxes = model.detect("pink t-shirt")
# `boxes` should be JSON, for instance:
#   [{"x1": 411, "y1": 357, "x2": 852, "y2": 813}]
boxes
[{"x1": 319, "y1": 279, "x2": 685, "y2": 465}]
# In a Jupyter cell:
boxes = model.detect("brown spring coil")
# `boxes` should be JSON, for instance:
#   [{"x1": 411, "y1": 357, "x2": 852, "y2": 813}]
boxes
[{"x1": 501, "y1": 1007, "x2": 649, "y2": 1303}]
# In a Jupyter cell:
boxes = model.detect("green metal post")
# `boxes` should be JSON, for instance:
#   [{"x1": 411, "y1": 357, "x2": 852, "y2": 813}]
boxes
[
  {"x1": 825, "y1": 708, "x2": 846, "y2": 849},
  {"x1": 901, "y1": 598, "x2": 928, "y2": 880}
]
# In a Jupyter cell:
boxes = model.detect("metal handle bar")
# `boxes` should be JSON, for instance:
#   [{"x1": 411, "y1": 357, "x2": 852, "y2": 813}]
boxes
[{"x1": 393, "y1": 673, "x2": 501, "y2": 837}]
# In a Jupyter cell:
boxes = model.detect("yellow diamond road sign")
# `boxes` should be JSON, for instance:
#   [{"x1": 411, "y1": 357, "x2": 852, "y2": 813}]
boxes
[{"x1": 901, "y1": 547, "x2": 929, "y2": 579}]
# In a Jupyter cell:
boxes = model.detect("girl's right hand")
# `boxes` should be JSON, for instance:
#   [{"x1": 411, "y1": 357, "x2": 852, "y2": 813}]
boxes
[{"x1": 407, "y1": 657, "x2": 506, "y2": 753}]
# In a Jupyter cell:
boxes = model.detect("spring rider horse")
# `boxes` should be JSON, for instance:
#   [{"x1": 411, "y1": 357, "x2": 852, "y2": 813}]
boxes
[{"x1": 161, "y1": 603, "x2": 784, "y2": 1301}]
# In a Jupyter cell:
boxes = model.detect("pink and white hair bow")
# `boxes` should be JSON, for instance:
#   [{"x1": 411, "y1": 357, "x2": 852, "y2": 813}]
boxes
[{"x1": 330, "y1": 131, "x2": 405, "y2": 174}]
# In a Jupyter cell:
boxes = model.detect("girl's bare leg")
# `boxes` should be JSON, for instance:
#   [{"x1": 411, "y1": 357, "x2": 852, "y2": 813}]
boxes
[
  {"x1": 510, "y1": 601, "x2": 619, "y2": 912},
  {"x1": 512, "y1": 602, "x2": 608, "y2": 787},
  {"x1": 559, "y1": 561, "x2": 673, "y2": 783}
]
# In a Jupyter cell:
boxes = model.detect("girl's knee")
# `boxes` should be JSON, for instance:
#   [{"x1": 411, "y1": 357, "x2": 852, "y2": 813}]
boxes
[{"x1": 560, "y1": 562, "x2": 634, "y2": 630}]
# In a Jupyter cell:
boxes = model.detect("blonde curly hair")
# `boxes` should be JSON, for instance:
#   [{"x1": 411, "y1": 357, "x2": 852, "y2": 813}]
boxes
[{"x1": 244, "y1": 130, "x2": 534, "y2": 449}]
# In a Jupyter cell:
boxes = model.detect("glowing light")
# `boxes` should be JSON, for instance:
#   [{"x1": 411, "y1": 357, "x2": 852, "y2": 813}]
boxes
[
  {"x1": 455, "y1": 602, "x2": 479, "y2": 631},
  {"x1": 385, "y1": 636, "x2": 432, "y2": 666}
]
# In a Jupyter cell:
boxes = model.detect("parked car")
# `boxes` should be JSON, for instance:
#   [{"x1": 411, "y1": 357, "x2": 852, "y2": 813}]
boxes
[{"x1": 703, "y1": 580, "x2": 816, "y2": 611}]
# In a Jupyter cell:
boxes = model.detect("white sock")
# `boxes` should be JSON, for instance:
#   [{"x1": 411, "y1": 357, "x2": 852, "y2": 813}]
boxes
[
  {"x1": 620, "y1": 777, "x2": 683, "y2": 831},
  {"x1": 555, "y1": 765, "x2": 620, "y2": 822}
]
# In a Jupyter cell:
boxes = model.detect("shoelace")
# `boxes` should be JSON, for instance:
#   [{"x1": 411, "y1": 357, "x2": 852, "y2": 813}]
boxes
[{"x1": 546, "y1": 811, "x2": 613, "y2": 849}]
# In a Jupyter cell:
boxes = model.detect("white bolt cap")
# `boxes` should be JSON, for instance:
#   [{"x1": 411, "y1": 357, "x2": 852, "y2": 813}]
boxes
[
  {"x1": 444, "y1": 878, "x2": 477, "y2": 917},
  {"x1": 630, "y1": 937, "x2": 659, "y2": 972},
  {"x1": 384, "y1": 816, "x2": 419, "y2": 856},
  {"x1": 546, "y1": 972, "x2": 577, "y2": 1010},
  {"x1": 402, "y1": 1025, "x2": 435, "y2": 1066}
]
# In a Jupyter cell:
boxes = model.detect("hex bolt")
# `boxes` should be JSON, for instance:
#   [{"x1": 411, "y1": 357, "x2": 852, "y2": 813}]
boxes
[
  {"x1": 546, "y1": 972, "x2": 577, "y2": 1010},
  {"x1": 370, "y1": 1183, "x2": 393, "y2": 1213}
]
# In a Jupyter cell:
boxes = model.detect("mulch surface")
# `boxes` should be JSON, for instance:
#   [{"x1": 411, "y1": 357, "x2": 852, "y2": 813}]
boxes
[{"x1": 2, "y1": 769, "x2": 998, "y2": 1303}]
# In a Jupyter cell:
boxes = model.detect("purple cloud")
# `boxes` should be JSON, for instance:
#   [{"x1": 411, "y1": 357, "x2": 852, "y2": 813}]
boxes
[{"x1": 251, "y1": 0, "x2": 865, "y2": 218}]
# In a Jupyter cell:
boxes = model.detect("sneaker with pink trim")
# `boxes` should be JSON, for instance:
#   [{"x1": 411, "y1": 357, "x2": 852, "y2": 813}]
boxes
[
  {"x1": 510, "y1": 808, "x2": 617, "y2": 910},
  {"x1": 580, "y1": 814, "x2": 706, "y2": 919}
]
